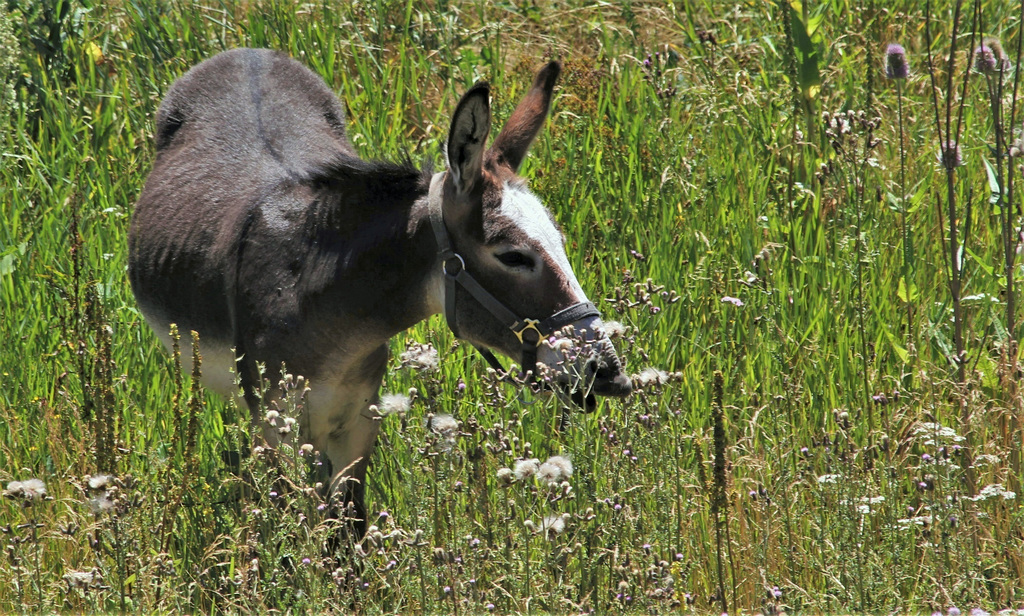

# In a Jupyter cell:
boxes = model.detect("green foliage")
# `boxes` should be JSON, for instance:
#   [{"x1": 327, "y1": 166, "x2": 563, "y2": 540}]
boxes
[{"x1": 2, "y1": 0, "x2": 1024, "y2": 613}]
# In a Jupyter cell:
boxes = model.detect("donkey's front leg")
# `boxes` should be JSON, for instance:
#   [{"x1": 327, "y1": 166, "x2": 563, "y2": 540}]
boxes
[
  {"x1": 306, "y1": 346, "x2": 388, "y2": 540},
  {"x1": 322, "y1": 411, "x2": 380, "y2": 539}
]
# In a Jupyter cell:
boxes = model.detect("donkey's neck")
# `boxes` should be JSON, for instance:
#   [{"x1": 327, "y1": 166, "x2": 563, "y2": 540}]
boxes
[{"x1": 307, "y1": 162, "x2": 443, "y2": 347}]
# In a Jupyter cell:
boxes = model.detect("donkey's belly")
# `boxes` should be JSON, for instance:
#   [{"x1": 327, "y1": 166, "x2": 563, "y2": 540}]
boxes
[{"x1": 143, "y1": 312, "x2": 243, "y2": 399}]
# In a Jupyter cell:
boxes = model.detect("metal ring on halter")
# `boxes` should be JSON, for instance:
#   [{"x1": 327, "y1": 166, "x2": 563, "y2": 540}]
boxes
[
  {"x1": 513, "y1": 319, "x2": 544, "y2": 346},
  {"x1": 442, "y1": 253, "x2": 465, "y2": 277}
]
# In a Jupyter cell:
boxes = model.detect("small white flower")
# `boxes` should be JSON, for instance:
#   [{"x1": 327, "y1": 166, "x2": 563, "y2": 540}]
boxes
[
  {"x1": 513, "y1": 458, "x2": 541, "y2": 481},
  {"x1": 721, "y1": 296, "x2": 744, "y2": 307},
  {"x1": 378, "y1": 393, "x2": 411, "y2": 416},
  {"x1": 265, "y1": 410, "x2": 279, "y2": 423},
  {"x1": 64, "y1": 569, "x2": 98, "y2": 589},
  {"x1": 816, "y1": 474, "x2": 841, "y2": 484},
  {"x1": 971, "y1": 484, "x2": 1016, "y2": 502},
  {"x1": 974, "y1": 453, "x2": 1000, "y2": 466},
  {"x1": 896, "y1": 515, "x2": 934, "y2": 529},
  {"x1": 912, "y1": 422, "x2": 965, "y2": 446}
]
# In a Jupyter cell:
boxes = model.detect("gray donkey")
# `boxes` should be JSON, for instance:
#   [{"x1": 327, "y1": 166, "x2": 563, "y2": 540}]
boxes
[{"x1": 129, "y1": 48, "x2": 631, "y2": 534}]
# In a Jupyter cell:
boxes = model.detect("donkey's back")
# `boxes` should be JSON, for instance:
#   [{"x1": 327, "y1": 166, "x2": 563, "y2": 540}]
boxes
[
  {"x1": 129, "y1": 49, "x2": 360, "y2": 383},
  {"x1": 154, "y1": 47, "x2": 354, "y2": 179}
]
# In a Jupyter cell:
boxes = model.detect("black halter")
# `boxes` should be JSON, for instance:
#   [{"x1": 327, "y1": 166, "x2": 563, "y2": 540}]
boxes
[{"x1": 428, "y1": 183, "x2": 599, "y2": 380}]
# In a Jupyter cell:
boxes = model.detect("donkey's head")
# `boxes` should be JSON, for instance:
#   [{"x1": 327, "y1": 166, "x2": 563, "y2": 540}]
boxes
[{"x1": 428, "y1": 61, "x2": 631, "y2": 408}]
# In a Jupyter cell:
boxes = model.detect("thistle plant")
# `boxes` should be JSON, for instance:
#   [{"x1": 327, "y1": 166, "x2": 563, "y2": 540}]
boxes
[
  {"x1": 974, "y1": 32, "x2": 1023, "y2": 392},
  {"x1": 886, "y1": 43, "x2": 916, "y2": 358},
  {"x1": 3, "y1": 479, "x2": 49, "y2": 607},
  {"x1": 924, "y1": 0, "x2": 980, "y2": 495}
]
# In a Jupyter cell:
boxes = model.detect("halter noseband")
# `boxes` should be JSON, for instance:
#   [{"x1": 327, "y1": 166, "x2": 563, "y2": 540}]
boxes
[{"x1": 428, "y1": 180, "x2": 599, "y2": 380}]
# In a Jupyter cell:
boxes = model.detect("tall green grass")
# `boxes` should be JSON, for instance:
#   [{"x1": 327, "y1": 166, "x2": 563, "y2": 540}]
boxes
[{"x1": 2, "y1": 0, "x2": 1024, "y2": 613}]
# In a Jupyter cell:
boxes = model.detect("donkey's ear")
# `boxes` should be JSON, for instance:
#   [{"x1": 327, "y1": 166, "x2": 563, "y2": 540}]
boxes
[
  {"x1": 446, "y1": 83, "x2": 491, "y2": 195},
  {"x1": 488, "y1": 61, "x2": 561, "y2": 172}
]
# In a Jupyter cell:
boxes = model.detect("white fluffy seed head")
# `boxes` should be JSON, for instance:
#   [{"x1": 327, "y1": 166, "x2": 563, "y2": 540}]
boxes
[
  {"x1": 540, "y1": 514, "x2": 567, "y2": 538},
  {"x1": 513, "y1": 458, "x2": 541, "y2": 481},
  {"x1": 536, "y1": 455, "x2": 573, "y2": 484},
  {"x1": 379, "y1": 393, "x2": 412, "y2": 416},
  {"x1": 428, "y1": 414, "x2": 459, "y2": 436}
]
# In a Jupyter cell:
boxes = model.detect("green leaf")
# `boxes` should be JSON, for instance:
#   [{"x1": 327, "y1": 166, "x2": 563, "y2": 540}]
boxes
[
  {"x1": 983, "y1": 158, "x2": 1001, "y2": 205},
  {"x1": 897, "y1": 278, "x2": 918, "y2": 303},
  {"x1": 788, "y1": 5, "x2": 821, "y2": 99},
  {"x1": 883, "y1": 327, "x2": 910, "y2": 364},
  {"x1": 0, "y1": 252, "x2": 17, "y2": 276}
]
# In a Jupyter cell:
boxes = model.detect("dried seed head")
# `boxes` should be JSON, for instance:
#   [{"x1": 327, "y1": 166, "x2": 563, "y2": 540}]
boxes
[
  {"x1": 496, "y1": 467, "x2": 514, "y2": 486},
  {"x1": 938, "y1": 140, "x2": 964, "y2": 169},
  {"x1": 399, "y1": 342, "x2": 439, "y2": 372}
]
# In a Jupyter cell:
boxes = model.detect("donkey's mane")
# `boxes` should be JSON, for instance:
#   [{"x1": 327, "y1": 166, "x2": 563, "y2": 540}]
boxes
[
  {"x1": 302, "y1": 154, "x2": 434, "y2": 243},
  {"x1": 313, "y1": 153, "x2": 432, "y2": 203}
]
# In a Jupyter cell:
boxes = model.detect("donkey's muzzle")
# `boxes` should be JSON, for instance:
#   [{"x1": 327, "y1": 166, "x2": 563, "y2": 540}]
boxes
[
  {"x1": 588, "y1": 354, "x2": 633, "y2": 397},
  {"x1": 563, "y1": 359, "x2": 630, "y2": 412},
  {"x1": 593, "y1": 370, "x2": 633, "y2": 397}
]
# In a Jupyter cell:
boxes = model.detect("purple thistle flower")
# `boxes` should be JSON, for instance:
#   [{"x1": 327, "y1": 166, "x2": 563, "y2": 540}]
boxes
[
  {"x1": 949, "y1": 607, "x2": 962, "y2": 616},
  {"x1": 974, "y1": 45, "x2": 998, "y2": 74},
  {"x1": 886, "y1": 43, "x2": 909, "y2": 79}
]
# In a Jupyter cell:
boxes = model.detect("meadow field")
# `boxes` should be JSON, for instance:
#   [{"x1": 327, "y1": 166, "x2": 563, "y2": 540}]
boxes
[{"x1": 2, "y1": 0, "x2": 1024, "y2": 613}]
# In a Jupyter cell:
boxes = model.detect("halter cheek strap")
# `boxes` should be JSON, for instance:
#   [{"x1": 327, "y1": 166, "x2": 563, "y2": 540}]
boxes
[{"x1": 428, "y1": 177, "x2": 599, "y2": 379}]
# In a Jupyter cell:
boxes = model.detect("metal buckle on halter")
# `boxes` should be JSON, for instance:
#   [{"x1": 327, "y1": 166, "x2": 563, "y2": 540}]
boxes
[
  {"x1": 513, "y1": 319, "x2": 544, "y2": 346},
  {"x1": 442, "y1": 253, "x2": 465, "y2": 277}
]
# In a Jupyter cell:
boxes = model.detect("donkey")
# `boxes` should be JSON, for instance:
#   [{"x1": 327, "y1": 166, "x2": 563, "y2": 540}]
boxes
[{"x1": 128, "y1": 48, "x2": 631, "y2": 534}]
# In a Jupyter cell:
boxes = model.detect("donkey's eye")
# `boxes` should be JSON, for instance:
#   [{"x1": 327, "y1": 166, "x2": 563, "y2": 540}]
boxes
[{"x1": 495, "y1": 251, "x2": 537, "y2": 270}]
